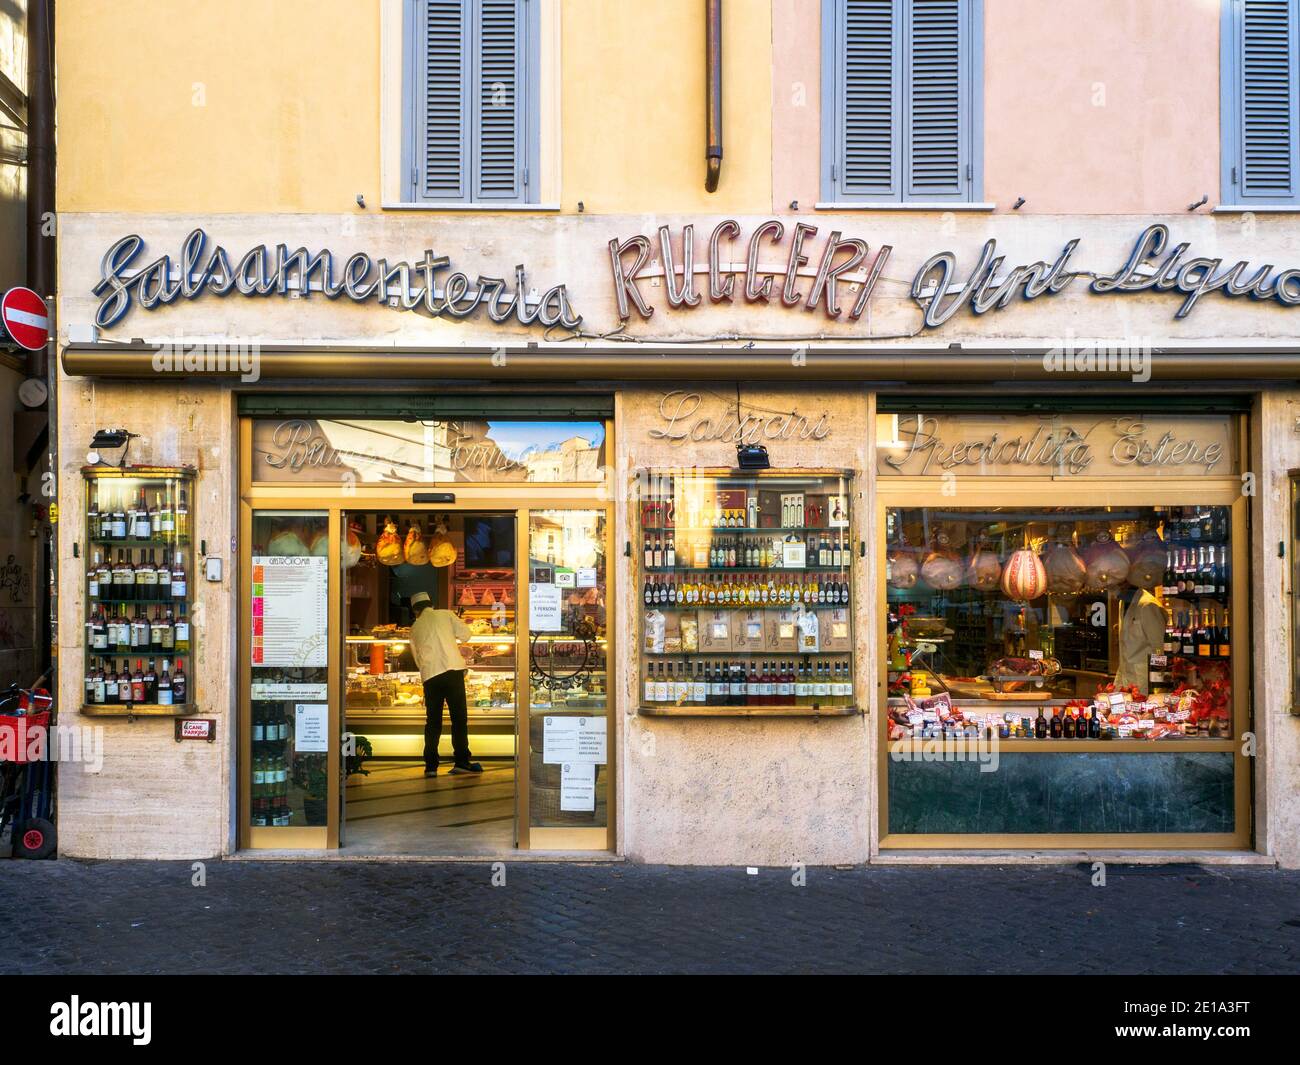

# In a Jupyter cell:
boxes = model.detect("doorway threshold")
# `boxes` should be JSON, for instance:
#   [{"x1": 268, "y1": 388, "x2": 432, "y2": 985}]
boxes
[{"x1": 226, "y1": 849, "x2": 623, "y2": 863}]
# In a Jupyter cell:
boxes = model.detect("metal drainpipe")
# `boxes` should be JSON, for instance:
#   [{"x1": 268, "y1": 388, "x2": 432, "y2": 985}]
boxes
[
  {"x1": 26, "y1": 0, "x2": 54, "y2": 381},
  {"x1": 705, "y1": 0, "x2": 722, "y2": 192}
]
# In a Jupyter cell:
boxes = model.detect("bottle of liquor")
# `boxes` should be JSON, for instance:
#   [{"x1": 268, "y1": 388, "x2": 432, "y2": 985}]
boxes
[
  {"x1": 133, "y1": 487, "x2": 152, "y2": 540},
  {"x1": 1078, "y1": 707, "x2": 1091, "y2": 738},
  {"x1": 812, "y1": 661, "x2": 830, "y2": 706},
  {"x1": 175, "y1": 487, "x2": 190, "y2": 540},
  {"x1": 170, "y1": 551, "x2": 187, "y2": 601},
  {"x1": 1196, "y1": 608, "x2": 1212, "y2": 657},
  {"x1": 144, "y1": 658, "x2": 157, "y2": 702},
  {"x1": 105, "y1": 661, "x2": 120, "y2": 703},
  {"x1": 666, "y1": 534, "x2": 676, "y2": 568},
  {"x1": 173, "y1": 604, "x2": 191, "y2": 654},
  {"x1": 150, "y1": 605, "x2": 166, "y2": 652},
  {"x1": 111, "y1": 495, "x2": 128, "y2": 541},
  {"x1": 691, "y1": 661, "x2": 707, "y2": 705},
  {"x1": 114, "y1": 608, "x2": 130, "y2": 654},
  {"x1": 1217, "y1": 545, "x2": 1228, "y2": 596},
  {"x1": 1218, "y1": 608, "x2": 1231, "y2": 658},
  {"x1": 157, "y1": 484, "x2": 174, "y2": 537},
  {"x1": 156, "y1": 661, "x2": 173, "y2": 706},
  {"x1": 130, "y1": 606, "x2": 150, "y2": 650},
  {"x1": 131, "y1": 659, "x2": 146, "y2": 703},
  {"x1": 1063, "y1": 709, "x2": 1076, "y2": 738},
  {"x1": 172, "y1": 658, "x2": 188, "y2": 704},
  {"x1": 113, "y1": 549, "x2": 135, "y2": 601},
  {"x1": 1049, "y1": 708, "x2": 1063, "y2": 739},
  {"x1": 1181, "y1": 610, "x2": 1196, "y2": 657},
  {"x1": 88, "y1": 607, "x2": 108, "y2": 653},
  {"x1": 653, "y1": 662, "x2": 669, "y2": 703},
  {"x1": 652, "y1": 535, "x2": 663, "y2": 568}
]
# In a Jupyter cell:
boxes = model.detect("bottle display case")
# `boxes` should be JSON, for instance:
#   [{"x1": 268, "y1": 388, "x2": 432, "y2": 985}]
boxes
[
  {"x1": 82, "y1": 466, "x2": 195, "y2": 715},
  {"x1": 637, "y1": 469, "x2": 856, "y2": 715}
]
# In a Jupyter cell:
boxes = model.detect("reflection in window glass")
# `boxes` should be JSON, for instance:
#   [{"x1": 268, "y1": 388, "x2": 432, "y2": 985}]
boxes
[
  {"x1": 251, "y1": 418, "x2": 607, "y2": 484},
  {"x1": 885, "y1": 505, "x2": 1233, "y2": 740}
]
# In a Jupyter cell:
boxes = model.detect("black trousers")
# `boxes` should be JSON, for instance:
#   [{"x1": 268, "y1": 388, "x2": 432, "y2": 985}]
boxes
[{"x1": 423, "y1": 669, "x2": 471, "y2": 770}]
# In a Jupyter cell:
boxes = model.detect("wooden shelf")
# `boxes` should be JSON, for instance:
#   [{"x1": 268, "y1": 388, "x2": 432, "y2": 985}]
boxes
[{"x1": 81, "y1": 702, "x2": 196, "y2": 717}]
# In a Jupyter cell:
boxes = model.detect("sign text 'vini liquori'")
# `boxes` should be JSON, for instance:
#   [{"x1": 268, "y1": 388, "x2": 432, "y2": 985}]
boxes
[{"x1": 92, "y1": 223, "x2": 1300, "y2": 332}]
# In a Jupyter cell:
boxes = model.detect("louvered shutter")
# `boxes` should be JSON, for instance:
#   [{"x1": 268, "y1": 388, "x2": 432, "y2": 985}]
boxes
[
  {"x1": 1234, "y1": 0, "x2": 1300, "y2": 203},
  {"x1": 417, "y1": 0, "x2": 471, "y2": 201},
  {"x1": 472, "y1": 0, "x2": 526, "y2": 200},
  {"x1": 902, "y1": 0, "x2": 967, "y2": 200},
  {"x1": 836, "y1": 0, "x2": 901, "y2": 198},
  {"x1": 407, "y1": 0, "x2": 534, "y2": 204}
]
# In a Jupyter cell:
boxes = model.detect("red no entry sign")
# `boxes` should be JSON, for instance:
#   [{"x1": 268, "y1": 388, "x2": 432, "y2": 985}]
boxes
[{"x1": 1, "y1": 287, "x2": 49, "y2": 351}]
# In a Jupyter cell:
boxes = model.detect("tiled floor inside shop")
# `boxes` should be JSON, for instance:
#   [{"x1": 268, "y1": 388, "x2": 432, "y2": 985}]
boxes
[{"x1": 343, "y1": 759, "x2": 516, "y2": 855}]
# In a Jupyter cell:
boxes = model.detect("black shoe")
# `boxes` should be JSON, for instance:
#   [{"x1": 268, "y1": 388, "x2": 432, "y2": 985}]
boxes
[
  {"x1": 449, "y1": 762, "x2": 483, "y2": 775},
  {"x1": 423, "y1": 768, "x2": 438, "y2": 778}
]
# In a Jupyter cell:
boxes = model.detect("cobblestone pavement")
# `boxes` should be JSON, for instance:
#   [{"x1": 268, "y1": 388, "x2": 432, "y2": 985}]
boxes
[{"x1": 1, "y1": 859, "x2": 1298, "y2": 974}]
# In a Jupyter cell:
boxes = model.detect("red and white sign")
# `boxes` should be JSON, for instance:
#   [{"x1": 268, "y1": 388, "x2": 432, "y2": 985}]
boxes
[{"x1": 1, "y1": 287, "x2": 48, "y2": 351}]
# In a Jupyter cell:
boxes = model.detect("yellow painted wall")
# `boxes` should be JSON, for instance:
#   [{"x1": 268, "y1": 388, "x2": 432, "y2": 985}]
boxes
[
  {"x1": 57, "y1": 0, "x2": 380, "y2": 214},
  {"x1": 57, "y1": 0, "x2": 773, "y2": 215},
  {"x1": 559, "y1": 0, "x2": 772, "y2": 213}
]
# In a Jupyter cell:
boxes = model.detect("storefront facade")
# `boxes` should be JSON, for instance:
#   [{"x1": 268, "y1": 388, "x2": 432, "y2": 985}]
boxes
[{"x1": 49, "y1": 0, "x2": 1300, "y2": 866}]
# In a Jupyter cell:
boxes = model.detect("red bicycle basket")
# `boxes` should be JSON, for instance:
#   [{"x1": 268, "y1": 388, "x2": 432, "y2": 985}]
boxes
[{"x1": 0, "y1": 711, "x2": 51, "y2": 764}]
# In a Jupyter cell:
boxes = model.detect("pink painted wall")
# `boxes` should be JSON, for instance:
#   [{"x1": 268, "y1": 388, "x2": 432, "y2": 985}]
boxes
[
  {"x1": 771, "y1": 0, "x2": 1223, "y2": 214},
  {"x1": 984, "y1": 0, "x2": 1221, "y2": 213},
  {"x1": 771, "y1": 0, "x2": 822, "y2": 213}
]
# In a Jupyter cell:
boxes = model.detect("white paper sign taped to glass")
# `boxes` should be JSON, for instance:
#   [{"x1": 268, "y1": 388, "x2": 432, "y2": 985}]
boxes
[
  {"x1": 294, "y1": 703, "x2": 329, "y2": 752},
  {"x1": 252, "y1": 555, "x2": 328, "y2": 666},
  {"x1": 560, "y1": 761, "x2": 597, "y2": 811},
  {"x1": 542, "y1": 715, "x2": 607, "y2": 764},
  {"x1": 529, "y1": 582, "x2": 563, "y2": 631},
  {"x1": 251, "y1": 681, "x2": 330, "y2": 701}
]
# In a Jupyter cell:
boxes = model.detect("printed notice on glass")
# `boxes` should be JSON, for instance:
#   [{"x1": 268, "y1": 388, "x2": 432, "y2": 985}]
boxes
[
  {"x1": 529, "y1": 582, "x2": 562, "y2": 631},
  {"x1": 542, "y1": 715, "x2": 607, "y2": 765},
  {"x1": 560, "y1": 762, "x2": 597, "y2": 811},
  {"x1": 252, "y1": 556, "x2": 328, "y2": 666},
  {"x1": 294, "y1": 703, "x2": 329, "y2": 752},
  {"x1": 252, "y1": 682, "x2": 329, "y2": 701}
]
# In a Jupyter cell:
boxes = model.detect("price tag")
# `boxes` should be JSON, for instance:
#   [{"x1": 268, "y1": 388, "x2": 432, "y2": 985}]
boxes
[{"x1": 1028, "y1": 649, "x2": 1043, "y2": 660}]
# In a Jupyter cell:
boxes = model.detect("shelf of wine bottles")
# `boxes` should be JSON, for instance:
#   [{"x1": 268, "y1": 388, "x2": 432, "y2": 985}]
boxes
[
  {"x1": 638, "y1": 469, "x2": 856, "y2": 713},
  {"x1": 83, "y1": 468, "x2": 197, "y2": 713},
  {"x1": 250, "y1": 707, "x2": 293, "y2": 827},
  {"x1": 643, "y1": 657, "x2": 854, "y2": 709}
]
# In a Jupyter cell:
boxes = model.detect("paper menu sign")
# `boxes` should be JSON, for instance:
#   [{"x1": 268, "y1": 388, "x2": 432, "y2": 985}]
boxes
[
  {"x1": 529, "y1": 583, "x2": 563, "y2": 631},
  {"x1": 560, "y1": 762, "x2": 597, "y2": 811},
  {"x1": 252, "y1": 555, "x2": 328, "y2": 667},
  {"x1": 542, "y1": 715, "x2": 607, "y2": 764},
  {"x1": 294, "y1": 703, "x2": 329, "y2": 752}
]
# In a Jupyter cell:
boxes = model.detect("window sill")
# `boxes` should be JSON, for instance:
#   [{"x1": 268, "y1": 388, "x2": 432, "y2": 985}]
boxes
[
  {"x1": 381, "y1": 201, "x2": 562, "y2": 212},
  {"x1": 814, "y1": 201, "x2": 996, "y2": 212},
  {"x1": 1212, "y1": 204, "x2": 1300, "y2": 214}
]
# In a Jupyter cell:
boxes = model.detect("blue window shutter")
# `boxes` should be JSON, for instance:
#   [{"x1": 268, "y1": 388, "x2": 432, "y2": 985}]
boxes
[
  {"x1": 416, "y1": 0, "x2": 471, "y2": 202},
  {"x1": 1233, "y1": 0, "x2": 1300, "y2": 204},
  {"x1": 472, "y1": 0, "x2": 526, "y2": 201},
  {"x1": 902, "y1": 0, "x2": 967, "y2": 200},
  {"x1": 835, "y1": 0, "x2": 901, "y2": 199}
]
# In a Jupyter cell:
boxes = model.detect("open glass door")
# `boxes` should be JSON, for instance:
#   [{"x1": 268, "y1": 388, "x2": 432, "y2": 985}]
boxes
[
  {"x1": 340, "y1": 510, "x2": 519, "y2": 855},
  {"x1": 523, "y1": 509, "x2": 611, "y2": 850}
]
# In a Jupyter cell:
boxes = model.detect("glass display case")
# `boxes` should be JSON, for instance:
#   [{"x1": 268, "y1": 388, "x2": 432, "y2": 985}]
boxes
[
  {"x1": 637, "y1": 469, "x2": 856, "y2": 715},
  {"x1": 82, "y1": 466, "x2": 196, "y2": 715},
  {"x1": 885, "y1": 504, "x2": 1236, "y2": 741}
]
